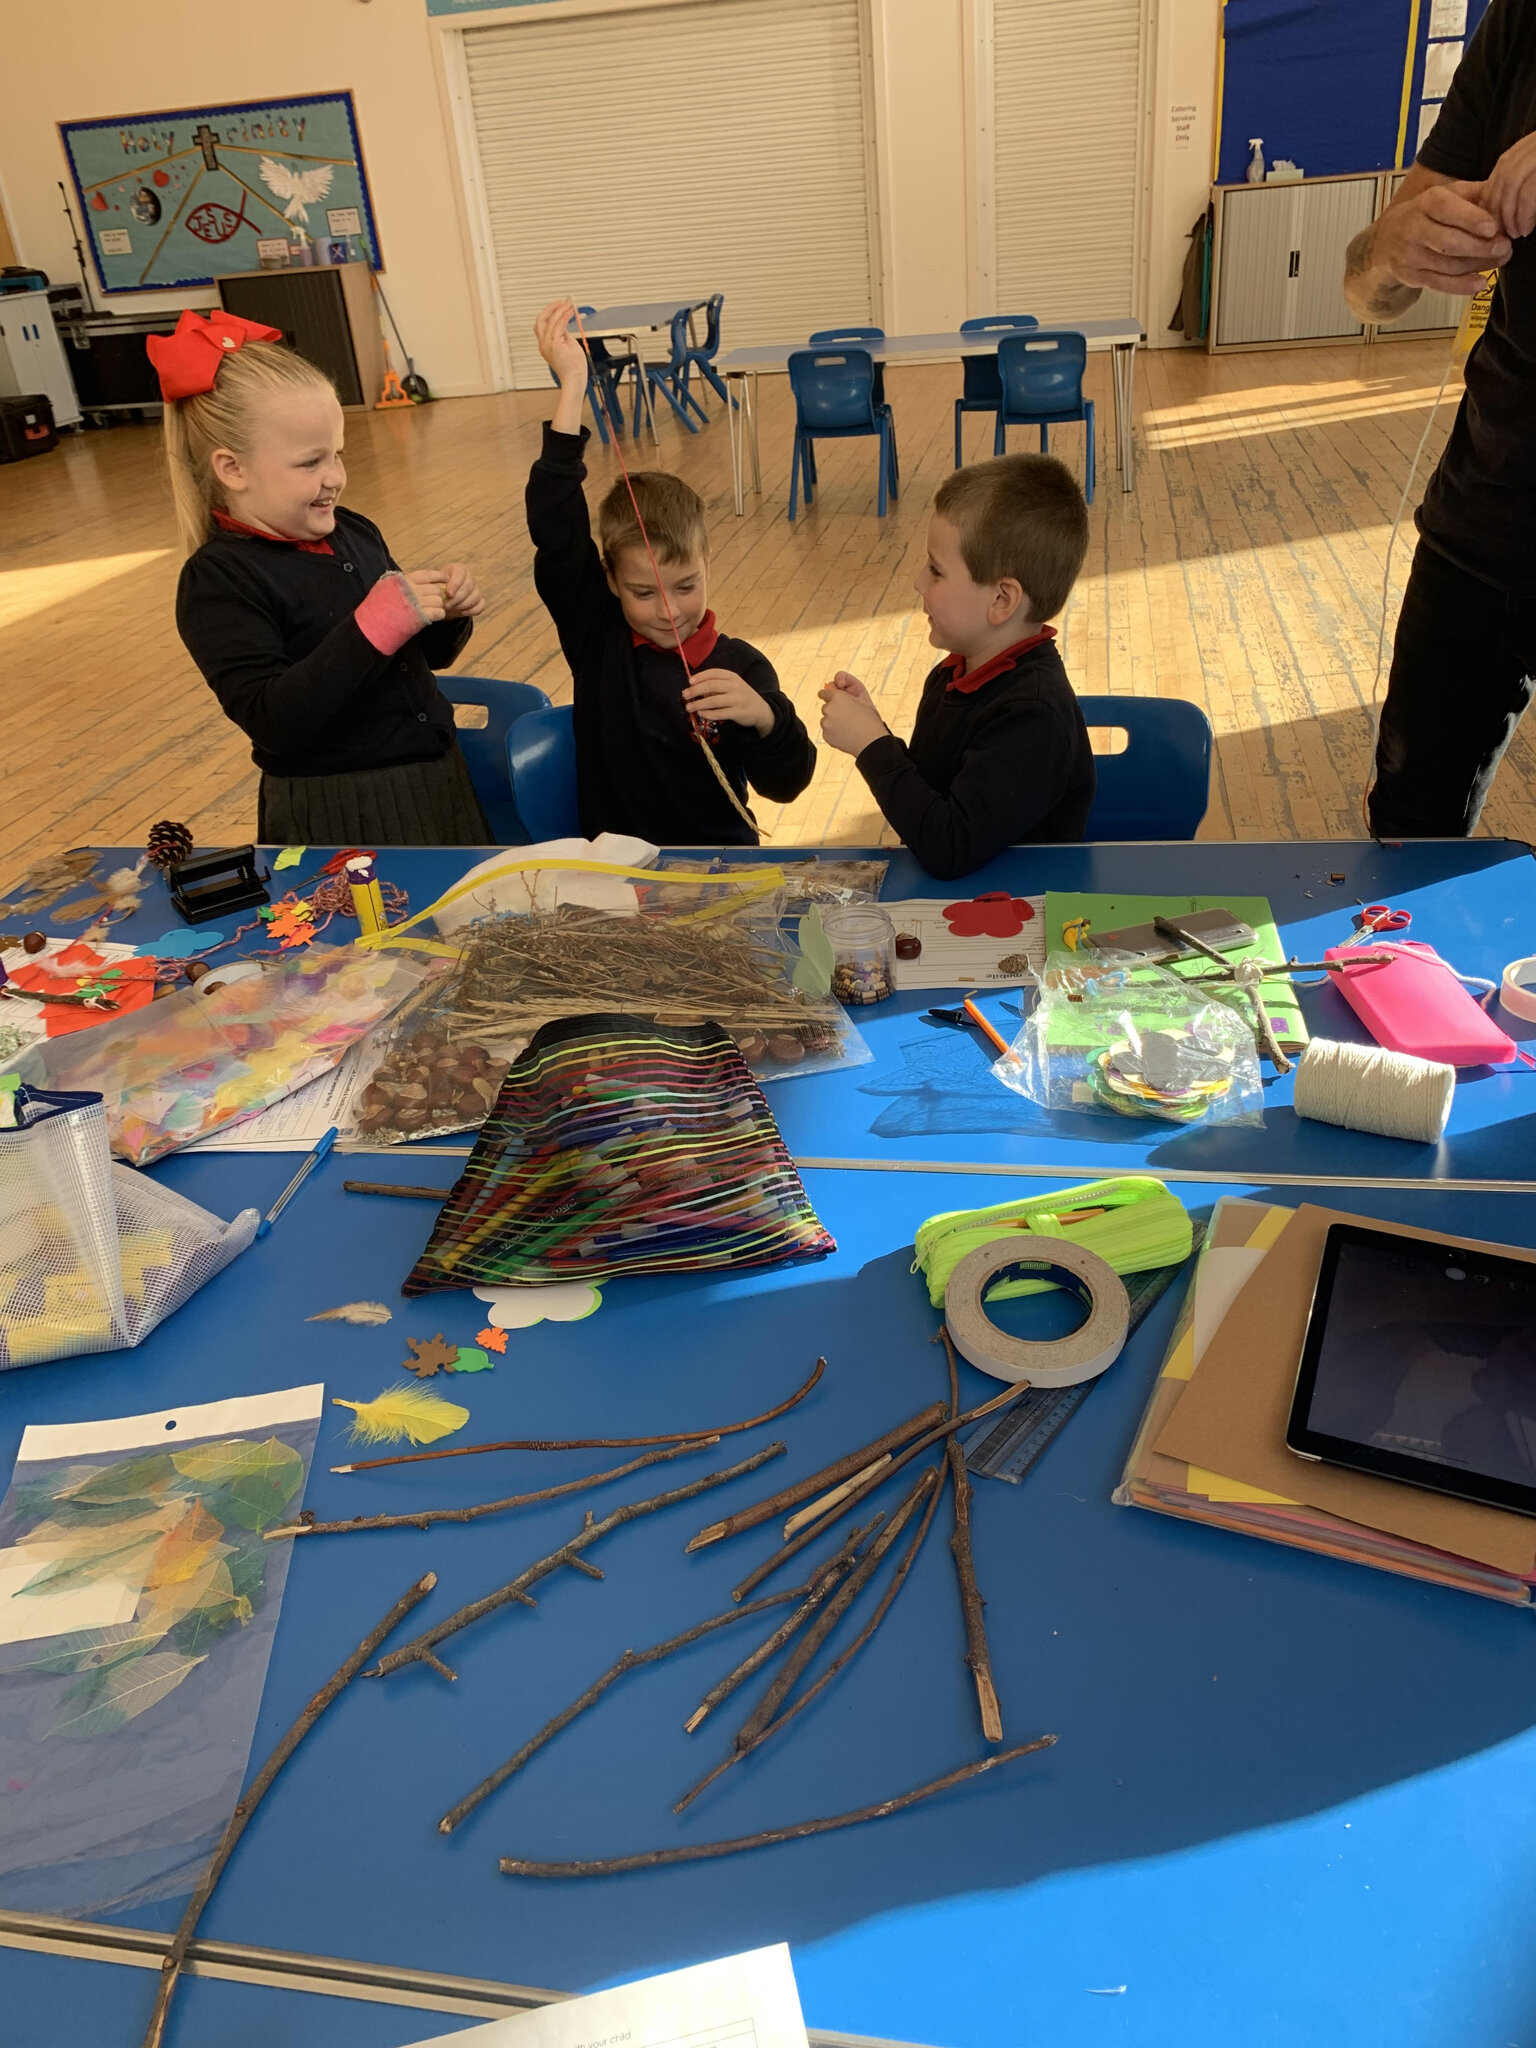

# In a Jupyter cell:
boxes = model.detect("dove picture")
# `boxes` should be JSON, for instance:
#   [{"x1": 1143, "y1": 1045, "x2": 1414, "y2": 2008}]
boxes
[{"x1": 258, "y1": 156, "x2": 336, "y2": 224}]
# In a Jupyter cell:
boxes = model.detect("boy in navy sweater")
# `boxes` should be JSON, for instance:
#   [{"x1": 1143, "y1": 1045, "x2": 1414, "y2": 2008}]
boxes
[
  {"x1": 819, "y1": 454, "x2": 1094, "y2": 879},
  {"x1": 529, "y1": 298, "x2": 815, "y2": 844}
]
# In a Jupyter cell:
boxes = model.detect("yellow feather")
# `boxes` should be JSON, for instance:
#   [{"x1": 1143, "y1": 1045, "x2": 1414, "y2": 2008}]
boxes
[{"x1": 332, "y1": 1385, "x2": 469, "y2": 1447}]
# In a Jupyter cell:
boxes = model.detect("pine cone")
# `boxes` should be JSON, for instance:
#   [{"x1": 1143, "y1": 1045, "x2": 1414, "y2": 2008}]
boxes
[{"x1": 146, "y1": 820, "x2": 194, "y2": 869}]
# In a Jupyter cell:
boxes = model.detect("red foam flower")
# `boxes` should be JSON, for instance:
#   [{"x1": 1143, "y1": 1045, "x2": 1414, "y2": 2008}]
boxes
[{"x1": 941, "y1": 892, "x2": 1036, "y2": 939}]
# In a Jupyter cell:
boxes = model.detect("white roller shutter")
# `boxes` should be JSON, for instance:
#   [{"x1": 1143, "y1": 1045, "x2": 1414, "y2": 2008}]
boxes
[
  {"x1": 985, "y1": 0, "x2": 1144, "y2": 321},
  {"x1": 463, "y1": 0, "x2": 875, "y2": 388}
]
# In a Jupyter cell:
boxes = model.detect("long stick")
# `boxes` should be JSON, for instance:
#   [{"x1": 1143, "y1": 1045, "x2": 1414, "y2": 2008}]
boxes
[
  {"x1": 731, "y1": 1381, "x2": 1030, "y2": 1603},
  {"x1": 938, "y1": 1329, "x2": 1003, "y2": 1742},
  {"x1": 441, "y1": 1531, "x2": 866, "y2": 1837},
  {"x1": 342, "y1": 1179, "x2": 453, "y2": 1199},
  {"x1": 332, "y1": 1356, "x2": 825, "y2": 1474},
  {"x1": 677, "y1": 1472, "x2": 941, "y2": 1813},
  {"x1": 686, "y1": 1401, "x2": 947, "y2": 1550},
  {"x1": 370, "y1": 1444, "x2": 785, "y2": 1682},
  {"x1": 266, "y1": 1441, "x2": 715, "y2": 1541},
  {"x1": 683, "y1": 1524, "x2": 874, "y2": 1735},
  {"x1": 139, "y1": 1572, "x2": 435, "y2": 2048},
  {"x1": 499, "y1": 1739, "x2": 1057, "y2": 1879}
]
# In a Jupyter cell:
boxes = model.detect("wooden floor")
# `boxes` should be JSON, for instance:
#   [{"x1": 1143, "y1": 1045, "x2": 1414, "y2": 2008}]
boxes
[{"x1": 4, "y1": 333, "x2": 1517, "y2": 876}]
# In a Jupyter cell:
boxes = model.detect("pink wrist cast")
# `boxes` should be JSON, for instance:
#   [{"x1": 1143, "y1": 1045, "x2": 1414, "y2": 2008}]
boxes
[{"x1": 355, "y1": 571, "x2": 429, "y2": 656}]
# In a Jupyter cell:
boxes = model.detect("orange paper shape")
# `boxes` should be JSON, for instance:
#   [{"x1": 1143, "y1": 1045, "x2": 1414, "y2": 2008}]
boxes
[
  {"x1": 476, "y1": 1326, "x2": 508, "y2": 1354},
  {"x1": 7, "y1": 942, "x2": 157, "y2": 1037},
  {"x1": 267, "y1": 903, "x2": 316, "y2": 949}
]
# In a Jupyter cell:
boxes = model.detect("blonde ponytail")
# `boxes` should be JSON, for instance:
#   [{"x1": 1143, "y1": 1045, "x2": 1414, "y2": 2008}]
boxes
[{"x1": 162, "y1": 342, "x2": 337, "y2": 556}]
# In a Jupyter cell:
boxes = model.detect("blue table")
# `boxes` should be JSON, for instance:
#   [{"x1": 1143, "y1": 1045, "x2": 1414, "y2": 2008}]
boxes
[
  {"x1": 719, "y1": 319, "x2": 1146, "y2": 511},
  {"x1": 4, "y1": 839, "x2": 1536, "y2": 2048}
]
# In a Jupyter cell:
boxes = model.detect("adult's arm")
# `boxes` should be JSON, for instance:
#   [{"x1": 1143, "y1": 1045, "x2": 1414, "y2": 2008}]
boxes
[{"x1": 1342, "y1": 163, "x2": 1510, "y2": 321}]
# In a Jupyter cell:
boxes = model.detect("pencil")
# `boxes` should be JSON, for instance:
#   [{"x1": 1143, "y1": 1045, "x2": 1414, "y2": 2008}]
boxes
[{"x1": 962, "y1": 997, "x2": 1015, "y2": 1061}]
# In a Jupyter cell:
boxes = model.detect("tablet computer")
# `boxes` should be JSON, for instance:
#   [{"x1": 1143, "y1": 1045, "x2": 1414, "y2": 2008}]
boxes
[{"x1": 1287, "y1": 1223, "x2": 1536, "y2": 1518}]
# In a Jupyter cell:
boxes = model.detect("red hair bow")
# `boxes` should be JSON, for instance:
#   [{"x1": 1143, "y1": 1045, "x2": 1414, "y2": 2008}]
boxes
[{"x1": 146, "y1": 309, "x2": 284, "y2": 402}]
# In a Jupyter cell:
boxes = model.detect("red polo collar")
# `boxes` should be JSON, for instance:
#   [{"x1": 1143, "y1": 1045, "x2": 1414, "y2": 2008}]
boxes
[
  {"x1": 631, "y1": 610, "x2": 720, "y2": 667},
  {"x1": 211, "y1": 508, "x2": 335, "y2": 556},
  {"x1": 943, "y1": 625, "x2": 1056, "y2": 694}
]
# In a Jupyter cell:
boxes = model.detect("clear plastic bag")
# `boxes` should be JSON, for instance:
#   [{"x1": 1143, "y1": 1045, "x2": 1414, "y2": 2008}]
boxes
[
  {"x1": 655, "y1": 855, "x2": 889, "y2": 912},
  {"x1": 0, "y1": 1085, "x2": 257, "y2": 1369},
  {"x1": 996, "y1": 956, "x2": 1264, "y2": 1127},
  {"x1": 15, "y1": 944, "x2": 434, "y2": 1164}
]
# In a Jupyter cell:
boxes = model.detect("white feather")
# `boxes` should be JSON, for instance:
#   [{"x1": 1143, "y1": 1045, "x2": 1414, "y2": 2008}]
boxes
[
  {"x1": 259, "y1": 157, "x2": 337, "y2": 225},
  {"x1": 307, "y1": 1301, "x2": 393, "y2": 1326}
]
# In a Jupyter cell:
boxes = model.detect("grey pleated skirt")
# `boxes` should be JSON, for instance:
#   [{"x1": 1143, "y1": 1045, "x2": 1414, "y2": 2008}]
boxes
[{"x1": 257, "y1": 741, "x2": 492, "y2": 847}]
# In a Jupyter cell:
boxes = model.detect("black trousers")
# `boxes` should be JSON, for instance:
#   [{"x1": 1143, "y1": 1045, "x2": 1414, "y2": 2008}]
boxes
[{"x1": 1369, "y1": 540, "x2": 1536, "y2": 839}]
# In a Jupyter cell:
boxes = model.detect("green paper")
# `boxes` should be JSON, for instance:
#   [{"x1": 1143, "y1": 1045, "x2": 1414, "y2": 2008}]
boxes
[
  {"x1": 273, "y1": 846, "x2": 305, "y2": 871},
  {"x1": 792, "y1": 909, "x2": 835, "y2": 998},
  {"x1": 1041, "y1": 891, "x2": 1309, "y2": 1053},
  {"x1": 448, "y1": 1346, "x2": 494, "y2": 1373}
]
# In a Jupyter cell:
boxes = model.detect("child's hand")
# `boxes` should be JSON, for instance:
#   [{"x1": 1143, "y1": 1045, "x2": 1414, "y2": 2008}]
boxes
[
  {"x1": 534, "y1": 299, "x2": 591, "y2": 391},
  {"x1": 818, "y1": 670, "x2": 888, "y2": 755},
  {"x1": 683, "y1": 669, "x2": 775, "y2": 735},
  {"x1": 402, "y1": 570, "x2": 449, "y2": 624},
  {"x1": 443, "y1": 563, "x2": 485, "y2": 619}
]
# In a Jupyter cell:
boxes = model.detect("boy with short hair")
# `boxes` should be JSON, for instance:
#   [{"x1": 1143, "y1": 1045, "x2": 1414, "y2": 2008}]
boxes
[
  {"x1": 819, "y1": 453, "x2": 1094, "y2": 879},
  {"x1": 528, "y1": 298, "x2": 815, "y2": 844}
]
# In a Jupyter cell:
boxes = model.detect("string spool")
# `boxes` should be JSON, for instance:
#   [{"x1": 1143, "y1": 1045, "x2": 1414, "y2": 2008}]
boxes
[
  {"x1": 1293, "y1": 1036, "x2": 1454, "y2": 1143},
  {"x1": 943, "y1": 1237, "x2": 1129, "y2": 1387},
  {"x1": 1498, "y1": 957, "x2": 1536, "y2": 1024}
]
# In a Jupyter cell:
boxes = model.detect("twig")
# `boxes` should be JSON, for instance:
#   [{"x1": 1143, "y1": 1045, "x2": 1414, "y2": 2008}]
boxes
[
  {"x1": 441, "y1": 1530, "x2": 866, "y2": 1837},
  {"x1": 139, "y1": 1573, "x2": 435, "y2": 2048},
  {"x1": 370, "y1": 1444, "x2": 785, "y2": 1682},
  {"x1": 730, "y1": 1380, "x2": 1030, "y2": 1603},
  {"x1": 1152, "y1": 916, "x2": 1294, "y2": 1075},
  {"x1": 683, "y1": 1525, "x2": 870, "y2": 1735},
  {"x1": 686, "y1": 1401, "x2": 947, "y2": 1550},
  {"x1": 265, "y1": 1441, "x2": 716, "y2": 1541},
  {"x1": 783, "y1": 1457, "x2": 888, "y2": 1538},
  {"x1": 499, "y1": 1739, "x2": 1057, "y2": 1878},
  {"x1": 343, "y1": 1179, "x2": 453, "y2": 1199},
  {"x1": 938, "y1": 1326, "x2": 1002, "y2": 1742},
  {"x1": 677, "y1": 1471, "x2": 939, "y2": 1814},
  {"x1": 332, "y1": 1356, "x2": 825, "y2": 1474}
]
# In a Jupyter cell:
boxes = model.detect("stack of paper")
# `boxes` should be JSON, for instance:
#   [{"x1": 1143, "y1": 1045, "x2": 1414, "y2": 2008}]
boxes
[
  {"x1": 1115, "y1": 1200, "x2": 1536, "y2": 1607},
  {"x1": 1041, "y1": 891, "x2": 1309, "y2": 1052}
]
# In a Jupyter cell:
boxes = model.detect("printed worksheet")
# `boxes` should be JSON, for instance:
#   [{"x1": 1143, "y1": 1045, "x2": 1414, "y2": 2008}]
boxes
[
  {"x1": 881, "y1": 895, "x2": 1046, "y2": 990},
  {"x1": 403, "y1": 1945, "x2": 808, "y2": 2048}
]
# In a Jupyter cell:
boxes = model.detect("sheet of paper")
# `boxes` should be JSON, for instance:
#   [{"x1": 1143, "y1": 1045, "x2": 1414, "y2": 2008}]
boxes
[
  {"x1": 1429, "y1": 0, "x2": 1466, "y2": 33},
  {"x1": 0, "y1": 1553, "x2": 139, "y2": 1646},
  {"x1": 1422, "y1": 38, "x2": 1463, "y2": 97},
  {"x1": 404, "y1": 1946, "x2": 808, "y2": 2048},
  {"x1": 1192, "y1": 1247, "x2": 1271, "y2": 1365},
  {"x1": 882, "y1": 896, "x2": 1045, "y2": 990},
  {"x1": 184, "y1": 1048, "x2": 359, "y2": 1151}
]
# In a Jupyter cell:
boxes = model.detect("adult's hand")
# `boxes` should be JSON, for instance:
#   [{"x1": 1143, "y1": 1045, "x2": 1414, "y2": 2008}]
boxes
[
  {"x1": 1482, "y1": 131, "x2": 1536, "y2": 241},
  {"x1": 1369, "y1": 176, "x2": 1511, "y2": 292}
]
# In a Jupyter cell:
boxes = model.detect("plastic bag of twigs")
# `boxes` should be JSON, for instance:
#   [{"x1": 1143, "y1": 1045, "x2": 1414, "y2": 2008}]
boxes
[
  {"x1": 654, "y1": 854, "x2": 890, "y2": 913},
  {"x1": 996, "y1": 955, "x2": 1264, "y2": 1127},
  {"x1": 343, "y1": 864, "x2": 870, "y2": 1145}
]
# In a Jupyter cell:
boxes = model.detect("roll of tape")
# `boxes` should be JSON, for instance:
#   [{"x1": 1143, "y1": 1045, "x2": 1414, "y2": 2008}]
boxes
[
  {"x1": 943, "y1": 1237, "x2": 1130, "y2": 1387},
  {"x1": 1500, "y1": 957, "x2": 1536, "y2": 1024}
]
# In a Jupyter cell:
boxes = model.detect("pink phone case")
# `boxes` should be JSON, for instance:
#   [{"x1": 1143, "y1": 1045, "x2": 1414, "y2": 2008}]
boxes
[{"x1": 1325, "y1": 940, "x2": 1515, "y2": 1067}]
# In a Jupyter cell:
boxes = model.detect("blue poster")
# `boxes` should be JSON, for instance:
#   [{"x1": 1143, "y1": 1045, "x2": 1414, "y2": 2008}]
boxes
[{"x1": 60, "y1": 93, "x2": 383, "y2": 296}]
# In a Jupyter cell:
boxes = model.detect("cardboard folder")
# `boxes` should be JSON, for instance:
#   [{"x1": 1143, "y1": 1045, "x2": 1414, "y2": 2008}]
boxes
[{"x1": 1154, "y1": 1203, "x2": 1536, "y2": 1581}]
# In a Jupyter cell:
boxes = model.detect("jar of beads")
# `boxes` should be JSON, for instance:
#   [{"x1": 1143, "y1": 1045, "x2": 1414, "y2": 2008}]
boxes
[{"x1": 823, "y1": 905, "x2": 896, "y2": 1005}]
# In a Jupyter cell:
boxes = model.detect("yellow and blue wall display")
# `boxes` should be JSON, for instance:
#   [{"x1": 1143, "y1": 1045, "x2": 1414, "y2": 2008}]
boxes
[{"x1": 60, "y1": 92, "x2": 383, "y2": 296}]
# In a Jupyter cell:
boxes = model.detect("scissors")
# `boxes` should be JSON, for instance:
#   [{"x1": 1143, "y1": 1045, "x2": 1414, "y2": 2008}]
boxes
[{"x1": 1343, "y1": 903, "x2": 1412, "y2": 946}]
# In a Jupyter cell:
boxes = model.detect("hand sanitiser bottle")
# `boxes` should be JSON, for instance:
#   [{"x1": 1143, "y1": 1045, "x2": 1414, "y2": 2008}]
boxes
[{"x1": 1246, "y1": 137, "x2": 1266, "y2": 183}]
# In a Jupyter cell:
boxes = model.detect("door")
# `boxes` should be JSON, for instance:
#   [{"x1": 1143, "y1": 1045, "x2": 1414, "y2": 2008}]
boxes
[
  {"x1": 461, "y1": 0, "x2": 877, "y2": 387},
  {"x1": 1290, "y1": 179, "x2": 1376, "y2": 339}
]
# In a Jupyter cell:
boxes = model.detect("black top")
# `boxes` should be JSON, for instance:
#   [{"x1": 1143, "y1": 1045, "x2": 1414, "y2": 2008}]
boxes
[
  {"x1": 1416, "y1": 0, "x2": 1536, "y2": 591},
  {"x1": 855, "y1": 639, "x2": 1095, "y2": 880},
  {"x1": 176, "y1": 506, "x2": 471, "y2": 777},
  {"x1": 526, "y1": 424, "x2": 816, "y2": 844}
]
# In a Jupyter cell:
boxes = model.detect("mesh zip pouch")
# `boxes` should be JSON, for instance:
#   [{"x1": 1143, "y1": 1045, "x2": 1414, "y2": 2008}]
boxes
[{"x1": 0, "y1": 1085, "x2": 256, "y2": 1370}]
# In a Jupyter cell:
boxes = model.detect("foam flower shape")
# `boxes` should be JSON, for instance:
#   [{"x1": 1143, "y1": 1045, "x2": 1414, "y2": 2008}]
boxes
[
  {"x1": 942, "y1": 892, "x2": 1036, "y2": 940},
  {"x1": 471, "y1": 1281, "x2": 603, "y2": 1330}
]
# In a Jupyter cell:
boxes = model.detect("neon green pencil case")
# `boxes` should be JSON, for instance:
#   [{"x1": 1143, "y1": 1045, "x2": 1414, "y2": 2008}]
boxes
[{"x1": 912, "y1": 1175, "x2": 1192, "y2": 1306}]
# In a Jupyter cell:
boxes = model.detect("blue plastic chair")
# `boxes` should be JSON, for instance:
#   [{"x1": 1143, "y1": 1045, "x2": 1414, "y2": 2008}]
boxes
[
  {"x1": 994, "y1": 330, "x2": 1095, "y2": 502},
  {"x1": 435, "y1": 675, "x2": 551, "y2": 844},
  {"x1": 678, "y1": 292, "x2": 734, "y2": 413},
  {"x1": 786, "y1": 348, "x2": 898, "y2": 522},
  {"x1": 809, "y1": 326, "x2": 887, "y2": 408},
  {"x1": 954, "y1": 314, "x2": 1037, "y2": 464},
  {"x1": 1078, "y1": 696, "x2": 1212, "y2": 840},
  {"x1": 644, "y1": 308, "x2": 710, "y2": 435},
  {"x1": 507, "y1": 704, "x2": 581, "y2": 843}
]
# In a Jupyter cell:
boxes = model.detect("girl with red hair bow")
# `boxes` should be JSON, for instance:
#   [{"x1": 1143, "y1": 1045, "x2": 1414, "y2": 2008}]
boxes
[{"x1": 147, "y1": 310, "x2": 489, "y2": 847}]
